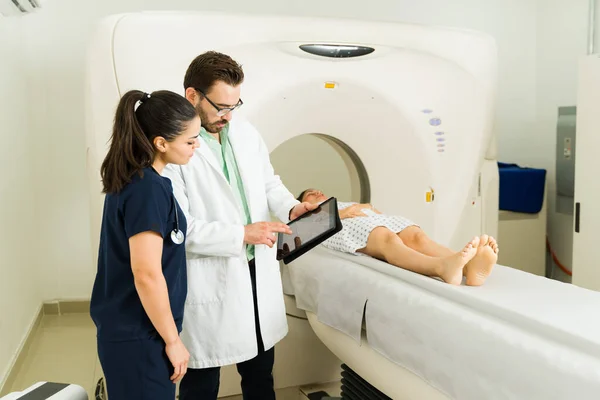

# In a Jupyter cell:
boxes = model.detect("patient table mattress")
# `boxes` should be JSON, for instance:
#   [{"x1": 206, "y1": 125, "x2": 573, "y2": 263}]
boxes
[{"x1": 287, "y1": 246, "x2": 600, "y2": 400}]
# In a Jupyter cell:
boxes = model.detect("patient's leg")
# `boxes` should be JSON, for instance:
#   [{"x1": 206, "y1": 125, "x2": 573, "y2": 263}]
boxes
[
  {"x1": 357, "y1": 227, "x2": 479, "y2": 285},
  {"x1": 398, "y1": 226, "x2": 499, "y2": 257},
  {"x1": 398, "y1": 226, "x2": 453, "y2": 257},
  {"x1": 399, "y1": 227, "x2": 499, "y2": 285}
]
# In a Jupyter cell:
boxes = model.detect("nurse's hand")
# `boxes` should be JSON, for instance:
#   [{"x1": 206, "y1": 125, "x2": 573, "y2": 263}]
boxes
[
  {"x1": 244, "y1": 222, "x2": 293, "y2": 247},
  {"x1": 166, "y1": 337, "x2": 189, "y2": 383}
]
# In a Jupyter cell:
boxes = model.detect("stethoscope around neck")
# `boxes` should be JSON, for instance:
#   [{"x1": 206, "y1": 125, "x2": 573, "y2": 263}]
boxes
[
  {"x1": 152, "y1": 166, "x2": 185, "y2": 245},
  {"x1": 171, "y1": 194, "x2": 185, "y2": 245}
]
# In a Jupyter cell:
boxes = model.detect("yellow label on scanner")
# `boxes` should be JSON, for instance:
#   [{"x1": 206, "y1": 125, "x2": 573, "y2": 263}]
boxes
[{"x1": 426, "y1": 188, "x2": 435, "y2": 203}]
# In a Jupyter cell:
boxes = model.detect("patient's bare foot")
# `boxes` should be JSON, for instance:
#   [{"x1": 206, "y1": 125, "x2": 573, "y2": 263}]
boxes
[
  {"x1": 487, "y1": 236, "x2": 499, "y2": 254},
  {"x1": 465, "y1": 234, "x2": 498, "y2": 286},
  {"x1": 438, "y1": 237, "x2": 479, "y2": 285}
]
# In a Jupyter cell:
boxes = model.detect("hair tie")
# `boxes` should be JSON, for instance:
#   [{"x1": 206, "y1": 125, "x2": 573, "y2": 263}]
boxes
[{"x1": 134, "y1": 92, "x2": 151, "y2": 112}]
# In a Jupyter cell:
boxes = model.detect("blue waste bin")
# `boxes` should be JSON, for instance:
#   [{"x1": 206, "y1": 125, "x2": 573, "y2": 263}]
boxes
[{"x1": 498, "y1": 162, "x2": 547, "y2": 214}]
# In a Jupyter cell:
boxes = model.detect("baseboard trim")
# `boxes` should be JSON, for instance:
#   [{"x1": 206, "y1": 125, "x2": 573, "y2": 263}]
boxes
[
  {"x1": 0, "y1": 305, "x2": 44, "y2": 396},
  {"x1": 43, "y1": 300, "x2": 91, "y2": 315},
  {"x1": 0, "y1": 300, "x2": 91, "y2": 396}
]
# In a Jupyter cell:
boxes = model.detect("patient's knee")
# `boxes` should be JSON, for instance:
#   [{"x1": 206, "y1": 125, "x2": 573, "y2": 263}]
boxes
[
  {"x1": 365, "y1": 227, "x2": 402, "y2": 258},
  {"x1": 412, "y1": 229, "x2": 428, "y2": 246},
  {"x1": 401, "y1": 226, "x2": 427, "y2": 248},
  {"x1": 372, "y1": 227, "x2": 401, "y2": 246}
]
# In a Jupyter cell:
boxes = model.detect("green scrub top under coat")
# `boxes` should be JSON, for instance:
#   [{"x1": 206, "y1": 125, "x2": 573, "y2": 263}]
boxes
[{"x1": 199, "y1": 125, "x2": 254, "y2": 261}]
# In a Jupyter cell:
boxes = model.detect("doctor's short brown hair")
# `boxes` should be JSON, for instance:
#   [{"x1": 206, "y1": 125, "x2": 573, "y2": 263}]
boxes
[{"x1": 183, "y1": 51, "x2": 244, "y2": 94}]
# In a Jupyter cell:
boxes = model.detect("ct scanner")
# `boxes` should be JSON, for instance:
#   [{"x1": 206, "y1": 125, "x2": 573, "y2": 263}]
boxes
[{"x1": 84, "y1": 11, "x2": 600, "y2": 400}]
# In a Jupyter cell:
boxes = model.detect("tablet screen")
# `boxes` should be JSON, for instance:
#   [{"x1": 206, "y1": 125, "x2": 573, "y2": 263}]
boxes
[{"x1": 277, "y1": 197, "x2": 338, "y2": 260}]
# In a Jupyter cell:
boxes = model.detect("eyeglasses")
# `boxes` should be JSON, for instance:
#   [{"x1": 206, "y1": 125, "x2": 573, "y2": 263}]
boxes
[{"x1": 195, "y1": 88, "x2": 243, "y2": 117}]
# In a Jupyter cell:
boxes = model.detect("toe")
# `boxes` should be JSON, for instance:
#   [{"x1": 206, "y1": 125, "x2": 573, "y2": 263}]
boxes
[{"x1": 479, "y1": 234, "x2": 489, "y2": 247}]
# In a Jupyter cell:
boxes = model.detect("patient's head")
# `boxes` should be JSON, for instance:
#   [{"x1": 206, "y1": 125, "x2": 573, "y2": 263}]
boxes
[
  {"x1": 183, "y1": 51, "x2": 244, "y2": 134},
  {"x1": 297, "y1": 188, "x2": 327, "y2": 204}
]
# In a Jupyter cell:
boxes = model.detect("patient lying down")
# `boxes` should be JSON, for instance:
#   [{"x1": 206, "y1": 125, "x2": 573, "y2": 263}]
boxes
[{"x1": 297, "y1": 189, "x2": 499, "y2": 286}]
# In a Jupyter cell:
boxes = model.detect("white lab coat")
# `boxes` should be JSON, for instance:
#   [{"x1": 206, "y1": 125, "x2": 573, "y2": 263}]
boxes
[{"x1": 162, "y1": 117, "x2": 299, "y2": 369}]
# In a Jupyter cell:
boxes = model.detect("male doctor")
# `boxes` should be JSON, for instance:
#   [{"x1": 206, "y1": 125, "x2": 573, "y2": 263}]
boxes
[{"x1": 162, "y1": 51, "x2": 317, "y2": 400}]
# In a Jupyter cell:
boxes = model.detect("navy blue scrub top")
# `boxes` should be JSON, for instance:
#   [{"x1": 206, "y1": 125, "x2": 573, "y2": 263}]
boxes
[{"x1": 90, "y1": 167, "x2": 187, "y2": 342}]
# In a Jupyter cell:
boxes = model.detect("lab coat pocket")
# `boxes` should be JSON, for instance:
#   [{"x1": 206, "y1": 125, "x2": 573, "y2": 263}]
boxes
[{"x1": 186, "y1": 257, "x2": 227, "y2": 304}]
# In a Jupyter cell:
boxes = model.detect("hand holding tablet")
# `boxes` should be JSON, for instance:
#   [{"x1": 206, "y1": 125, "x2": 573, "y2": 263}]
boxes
[{"x1": 276, "y1": 197, "x2": 343, "y2": 264}]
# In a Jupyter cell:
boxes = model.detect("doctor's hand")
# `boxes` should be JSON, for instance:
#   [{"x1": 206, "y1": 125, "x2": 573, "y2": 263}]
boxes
[
  {"x1": 289, "y1": 202, "x2": 319, "y2": 220},
  {"x1": 244, "y1": 222, "x2": 292, "y2": 247},
  {"x1": 165, "y1": 337, "x2": 189, "y2": 383}
]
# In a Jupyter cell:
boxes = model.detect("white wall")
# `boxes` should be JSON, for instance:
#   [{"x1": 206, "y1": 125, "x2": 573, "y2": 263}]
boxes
[
  {"x1": 19, "y1": 0, "x2": 539, "y2": 301},
  {"x1": 0, "y1": 18, "x2": 42, "y2": 389}
]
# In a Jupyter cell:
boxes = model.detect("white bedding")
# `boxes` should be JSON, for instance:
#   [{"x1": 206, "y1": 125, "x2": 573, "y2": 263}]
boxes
[{"x1": 286, "y1": 246, "x2": 600, "y2": 400}]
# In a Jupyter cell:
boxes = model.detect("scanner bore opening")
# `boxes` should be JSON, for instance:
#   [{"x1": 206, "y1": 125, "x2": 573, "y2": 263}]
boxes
[{"x1": 270, "y1": 133, "x2": 370, "y2": 205}]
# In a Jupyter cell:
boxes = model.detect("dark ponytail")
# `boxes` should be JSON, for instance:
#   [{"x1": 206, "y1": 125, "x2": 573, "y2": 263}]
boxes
[{"x1": 100, "y1": 89, "x2": 197, "y2": 194}]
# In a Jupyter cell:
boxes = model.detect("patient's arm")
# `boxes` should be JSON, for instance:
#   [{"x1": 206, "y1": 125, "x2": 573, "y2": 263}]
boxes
[{"x1": 339, "y1": 203, "x2": 372, "y2": 219}]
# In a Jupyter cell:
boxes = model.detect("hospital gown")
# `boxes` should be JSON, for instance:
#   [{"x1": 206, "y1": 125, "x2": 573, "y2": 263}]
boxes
[{"x1": 322, "y1": 201, "x2": 417, "y2": 254}]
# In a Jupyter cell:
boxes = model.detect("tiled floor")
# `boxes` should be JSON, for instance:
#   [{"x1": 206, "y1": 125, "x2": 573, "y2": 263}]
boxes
[
  {"x1": 6, "y1": 313, "x2": 340, "y2": 399},
  {"x1": 8, "y1": 313, "x2": 99, "y2": 398}
]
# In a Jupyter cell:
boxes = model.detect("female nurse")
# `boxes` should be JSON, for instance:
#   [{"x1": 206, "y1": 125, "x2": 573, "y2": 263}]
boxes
[{"x1": 90, "y1": 89, "x2": 200, "y2": 399}]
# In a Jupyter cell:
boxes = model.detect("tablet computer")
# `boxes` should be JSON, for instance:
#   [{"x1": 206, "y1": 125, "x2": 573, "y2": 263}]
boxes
[{"x1": 276, "y1": 197, "x2": 343, "y2": 264}]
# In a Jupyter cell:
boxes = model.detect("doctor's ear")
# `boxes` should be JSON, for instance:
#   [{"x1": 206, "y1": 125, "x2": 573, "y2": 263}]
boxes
[
  {"x1": 153, "y1": 137, "x2": 168, "y2": 153},
  {"x1": 185, "y1": 87, "x2": 200, "y2": 107}
]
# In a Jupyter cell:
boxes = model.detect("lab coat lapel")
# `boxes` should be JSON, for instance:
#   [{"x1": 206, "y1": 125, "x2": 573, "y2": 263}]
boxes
[
  {"x1": 197, "y1": 137, "x2": 228, "y2": 184},
  {"x1": 228, "y1": 127, "x2": 255, "y2": 216}
]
